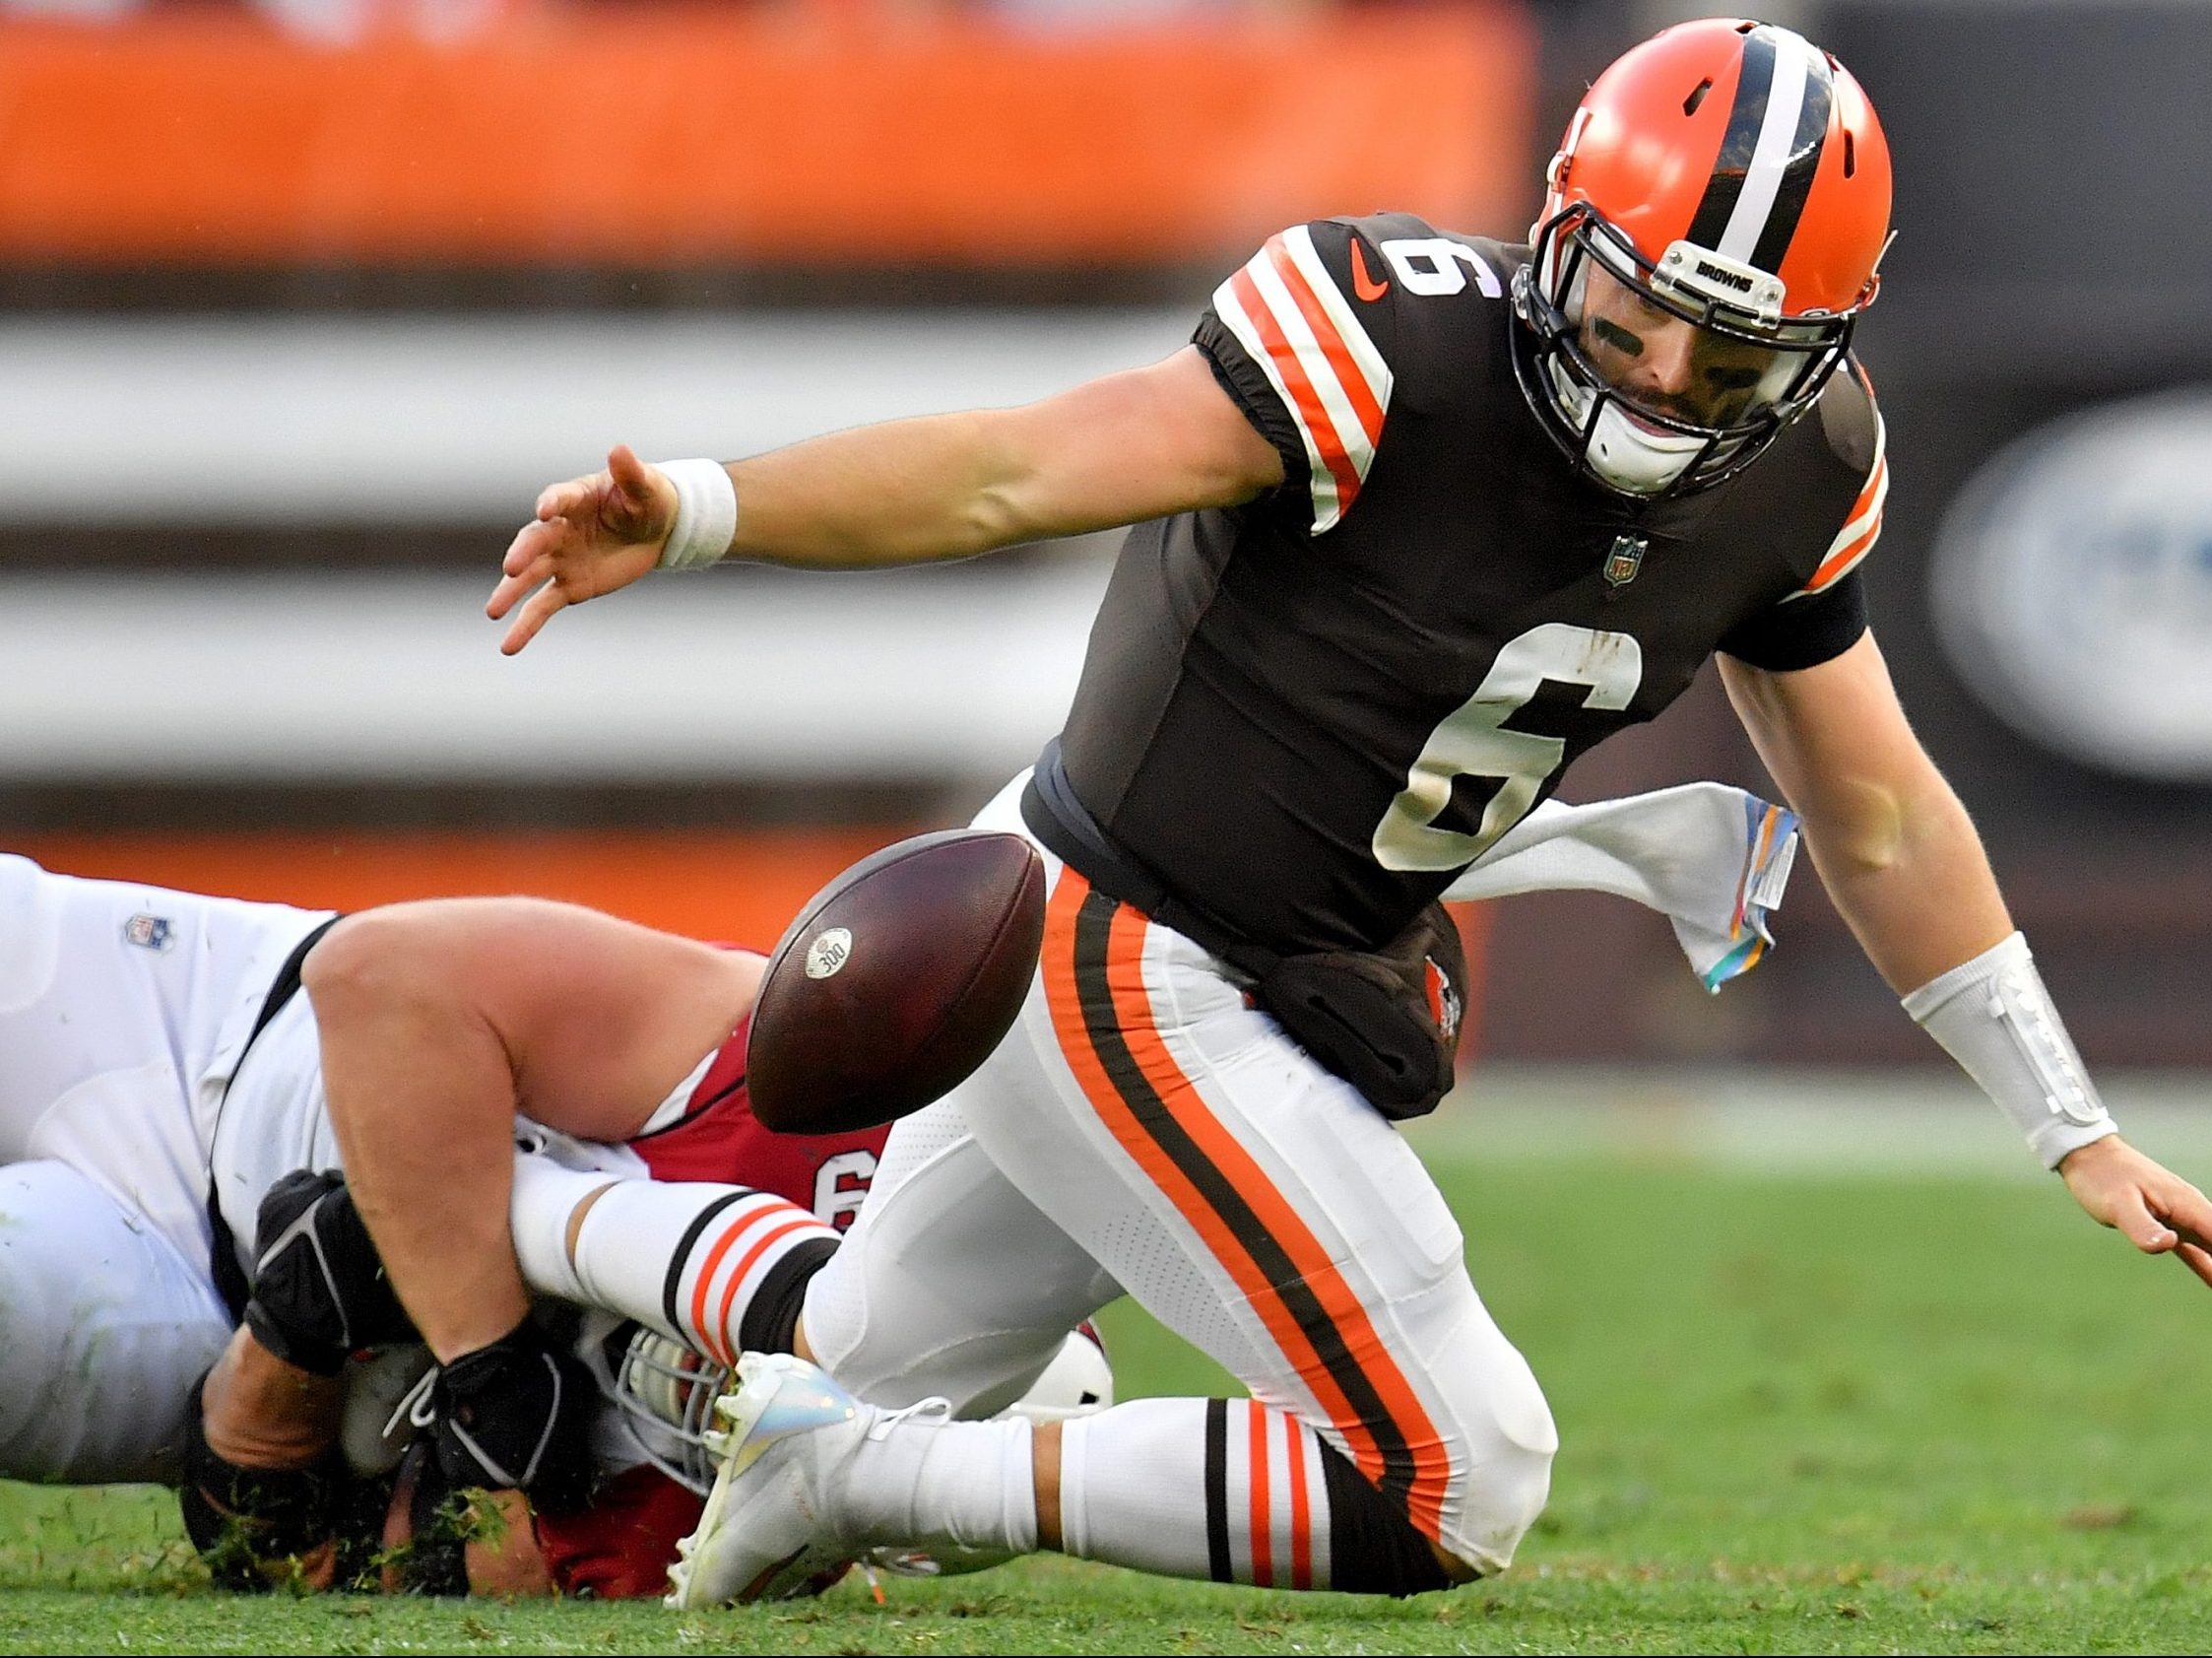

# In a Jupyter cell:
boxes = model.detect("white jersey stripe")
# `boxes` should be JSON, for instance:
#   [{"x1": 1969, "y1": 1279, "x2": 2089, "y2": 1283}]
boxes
[
  {"x1": 1245, "y1": 251, "x2": 1376, "y2": 496},
  {"x1": 1210, "y1": 270, "x2": 1343, "y2": 530},
  {"x1": 1717, "y1": 32, "x2": 1814, "y2": 265},
  {"x1": 1279, "y1": 224, "x2": 1394, "y2": 431}
]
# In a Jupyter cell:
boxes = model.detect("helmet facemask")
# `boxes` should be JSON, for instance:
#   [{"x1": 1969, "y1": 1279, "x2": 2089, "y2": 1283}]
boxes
[
  {"x1": 1513, "y1": 203, "x2": 1857, "y2": 499},
  {"x1": 607, "y1": 1325, "x2": 730, "y2": 1495}
]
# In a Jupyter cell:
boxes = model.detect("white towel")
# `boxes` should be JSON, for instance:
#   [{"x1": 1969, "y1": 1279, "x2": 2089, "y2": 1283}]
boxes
[{"x1": 1443, "y1": 784, "x2": 1799, "y2": 992}]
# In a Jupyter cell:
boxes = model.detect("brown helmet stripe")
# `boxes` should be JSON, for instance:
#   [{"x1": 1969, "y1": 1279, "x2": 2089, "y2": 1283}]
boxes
[
  {"x1": 1749, "y1": 48, "x2": 1836, "y2": 275},
  {"x1": 1684, "y1": 27, "x2": 1777, "y2": 254},
  {"x1": 1685, "y1": 27, "x2": 1834, "y2": 282}
]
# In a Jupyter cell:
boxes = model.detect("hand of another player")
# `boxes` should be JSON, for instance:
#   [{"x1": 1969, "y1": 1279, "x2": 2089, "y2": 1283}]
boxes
[
  {"x1": 488, "y1": 445, "x2": 676, "y2": 655},
  {"x1": 2057, "y1": 1135, "x2": 2212, "y2": 1289}
]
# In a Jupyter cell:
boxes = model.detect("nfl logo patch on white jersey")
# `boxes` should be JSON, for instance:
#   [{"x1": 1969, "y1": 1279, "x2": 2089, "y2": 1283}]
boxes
[{"x1": 122, "y1": 913, "x2": 175, "y2": 953}]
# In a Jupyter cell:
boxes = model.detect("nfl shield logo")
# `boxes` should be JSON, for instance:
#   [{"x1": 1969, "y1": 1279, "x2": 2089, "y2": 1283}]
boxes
[
  {"x1": 123, "y1": 913, "x2": 175, "y2": 953},
  {"x1": 1602, "y1": 533, "x2": 1647, "y2": 589}
]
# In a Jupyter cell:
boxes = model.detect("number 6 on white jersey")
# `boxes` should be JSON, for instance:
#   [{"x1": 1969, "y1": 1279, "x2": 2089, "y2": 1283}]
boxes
[{"x1": 1371, "y1": 622, "x2": 1644, "y2": 872}]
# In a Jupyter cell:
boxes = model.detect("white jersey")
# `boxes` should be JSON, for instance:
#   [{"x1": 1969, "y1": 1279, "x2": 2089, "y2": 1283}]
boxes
[{"x1": 0, "y1": 853, "x2": 331, "y2": 1273}]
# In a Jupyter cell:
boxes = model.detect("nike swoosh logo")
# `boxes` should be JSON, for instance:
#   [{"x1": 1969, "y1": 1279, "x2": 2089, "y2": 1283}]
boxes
[{"x1": 1349, "y1": 238, "x2": 1390, "y2": 301}]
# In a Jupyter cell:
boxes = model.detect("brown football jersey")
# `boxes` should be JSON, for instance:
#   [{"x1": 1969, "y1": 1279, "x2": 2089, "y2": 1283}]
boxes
[{"x1": 1054, "y1": 211, "x2": 1886, "y2": 956}]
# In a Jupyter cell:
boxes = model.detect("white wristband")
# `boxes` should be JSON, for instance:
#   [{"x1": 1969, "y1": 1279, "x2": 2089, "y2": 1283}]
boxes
[
  {"x1": 1903, "y1": 931, "x2": 2116, "y2": 1169},
  {"x1": 653, "y1": 458, "x2": 739, "y2": 571}
]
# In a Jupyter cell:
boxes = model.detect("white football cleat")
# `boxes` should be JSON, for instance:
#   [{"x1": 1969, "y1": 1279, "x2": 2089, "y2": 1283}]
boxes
[
  {"x1": 665, "y1": 1352, "x2": 949, "y2": 1609},
  {"x1": 664, "y1": 1353, "x2": 858, "y2": 1608}
]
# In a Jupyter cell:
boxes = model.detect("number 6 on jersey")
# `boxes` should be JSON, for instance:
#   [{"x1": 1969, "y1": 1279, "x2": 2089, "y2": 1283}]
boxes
[{"x1": 1371, "y1": 623, "x2": 1644, "y2": 872}]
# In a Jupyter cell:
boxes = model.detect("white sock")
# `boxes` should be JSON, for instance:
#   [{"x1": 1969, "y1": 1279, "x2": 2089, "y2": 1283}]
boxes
[
  {"x1": 829, "y1": 1413, "x2": 1040, "y2": 1558},
  {"x1": 508, "y1": 1159, "x2": 836, "y2": 1362},
  {"x1": 1060, "y1": 1398, "x2": 1334, "y2": 1587}
]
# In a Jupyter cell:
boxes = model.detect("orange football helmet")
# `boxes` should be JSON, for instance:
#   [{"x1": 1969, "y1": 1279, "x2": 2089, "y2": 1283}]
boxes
[{"x1": 1512, "y1": 18, "x2": 1892, "y2": 497}]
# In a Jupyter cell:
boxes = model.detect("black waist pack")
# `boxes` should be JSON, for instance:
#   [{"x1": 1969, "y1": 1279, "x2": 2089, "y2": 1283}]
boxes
[
  {"x1": 1022, "y1": 746, "x2": 1467, "y2": 1121},
  {"x1": 1249, "y1": 901, "x2": 1467, "y2": 1121}
]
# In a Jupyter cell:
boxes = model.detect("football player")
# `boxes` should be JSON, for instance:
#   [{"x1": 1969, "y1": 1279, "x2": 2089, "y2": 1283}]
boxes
[
  {"x1": 0, "y1": 785, "x2": 1762, "y2": 1590},
  {"x1": 189, "y1": 1170, "x2": 1117, "y2": 1599},
  {"x1": 490, "y1": 14, "x2": 2212, "y2": 1608},
  {"x1": 0, "y1": 851, "x2": 881, "y2": 1512}
]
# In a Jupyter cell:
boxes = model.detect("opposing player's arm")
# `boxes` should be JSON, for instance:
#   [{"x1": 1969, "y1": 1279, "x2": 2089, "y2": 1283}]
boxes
[
  {"x1": 489, "y1": 347, "x2": 1284, "y2": 654},
  {"x1": 307, "y1": 899, "x2": 758, "y2": 1140},
  {"x1": 304, "y1": 899, "x2": 762, "y2": 1358},
  {"x1": 1722, "y1": 640, "x2": 2212, "y2": 1282}
]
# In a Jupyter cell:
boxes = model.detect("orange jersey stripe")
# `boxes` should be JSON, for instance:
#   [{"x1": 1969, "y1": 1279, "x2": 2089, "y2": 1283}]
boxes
[
  {"x1": 1805, "y1": 495, "x2": 1883, "y2": 589},
  {"x1": 1261, "y1": 234, "x2": 1386, "y2": 448},
  {"x1": 1227, "y1": 263, "x2": 1363, "y2": 516}
]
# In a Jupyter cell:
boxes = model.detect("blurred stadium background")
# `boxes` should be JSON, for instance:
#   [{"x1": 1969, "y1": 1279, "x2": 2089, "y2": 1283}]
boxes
[{"x1": 1, "y1": 0, "x2": 2207, "y2": 1084}]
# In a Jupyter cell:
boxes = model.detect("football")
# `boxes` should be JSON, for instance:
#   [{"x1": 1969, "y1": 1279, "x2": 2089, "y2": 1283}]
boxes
[{"x1": 747, "y1": 829, "x2": 1048, "y2": 1134}]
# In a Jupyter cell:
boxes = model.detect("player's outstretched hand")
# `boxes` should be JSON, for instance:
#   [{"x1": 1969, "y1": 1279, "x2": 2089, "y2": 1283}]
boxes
[
  {"x1": 2058, "y1": 1136, "x2": 2212, "y2": 1289},
  {"x1": 488, "y1": 445, "x2": 676, "y2": 655}
]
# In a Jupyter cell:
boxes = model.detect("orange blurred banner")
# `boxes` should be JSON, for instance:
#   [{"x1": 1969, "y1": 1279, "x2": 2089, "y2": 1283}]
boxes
[
  {"x1": 15, "y1": 829, "x2": 908, "y2": 949},
  {"x1": 0, "y1": 4, "x2": 1534, "y2": 266},
  {"x1": 16, "y1": 827, "x2": 1490, "y2": 1052}
]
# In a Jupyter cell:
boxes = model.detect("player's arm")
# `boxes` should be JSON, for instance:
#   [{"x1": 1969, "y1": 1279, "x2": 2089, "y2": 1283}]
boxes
[
  {"x1": 1721, "y1": 637, "x2": 2212, "y2": 1284},
  {"x1": 488, "y1": 346, "x2": 1285, "y2": 654},
  {"x1": 303, "y1": 899, "x2": 762, "y2": 1360}
]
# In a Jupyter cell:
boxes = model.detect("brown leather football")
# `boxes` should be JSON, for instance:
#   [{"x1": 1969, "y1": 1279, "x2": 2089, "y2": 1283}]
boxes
[{"x1": 747, "y1": 829, "x2": 1048, "y2": 1135}]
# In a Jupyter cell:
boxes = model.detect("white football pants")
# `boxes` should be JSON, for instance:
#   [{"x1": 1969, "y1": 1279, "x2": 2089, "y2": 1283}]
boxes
[
  {"x1": 804, "y1": 777, "x2": 1556, "y2": 1572},
  {"x1": 0, "y1": 852, "x2": 331, "y2": 1482}
]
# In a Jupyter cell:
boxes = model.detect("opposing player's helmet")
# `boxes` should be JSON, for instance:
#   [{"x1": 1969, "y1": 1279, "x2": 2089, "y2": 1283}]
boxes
[
  {"x1": 1512, "y1": 18, "x2": 1892, "y2": 497},
  {"x1": 602, "y1": 1322, "x2": 1117, "y2": 1496}
]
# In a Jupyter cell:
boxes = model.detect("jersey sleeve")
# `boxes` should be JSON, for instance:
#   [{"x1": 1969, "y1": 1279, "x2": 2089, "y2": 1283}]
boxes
[
  {"x1": 1718, "y1": 363, "x2": 1887, "y2": 671},
  {"x1": 1717, "y1": 566, "x2": 1869, "y2": 670},
  {"x1": 1194, "y1": 219, "x2": 1400, "y2": 535},
  {"x1": 1783, "y1": 363, "x2": 1888, "y2": 604}
]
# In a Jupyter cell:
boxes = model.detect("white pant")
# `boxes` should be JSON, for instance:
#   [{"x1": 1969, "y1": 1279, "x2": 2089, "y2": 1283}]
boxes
[
  {"x1": 0, "y1": 853, "x2": 331, "y2": 1482},
  {"x1": 806, "y1": 779, "x2": 1557, "y2": 1571},
  {"x1": 0, "y1": 1161, "x2": 234, "y2": 1483}
]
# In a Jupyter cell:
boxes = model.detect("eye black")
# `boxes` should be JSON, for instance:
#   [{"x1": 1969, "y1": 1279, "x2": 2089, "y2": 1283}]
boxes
[{"x1": 1592, "y1": 317, "x2": 1644, "y2": 357}]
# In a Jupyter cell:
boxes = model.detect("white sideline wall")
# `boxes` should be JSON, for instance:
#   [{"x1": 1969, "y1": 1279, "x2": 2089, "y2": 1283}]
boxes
[
  {"x1": 0, "y1": 565, "x2": 1108, "y2": 781},
  {"x1": 0, "y1": 311, "x2": 1194, "y2": 525}
]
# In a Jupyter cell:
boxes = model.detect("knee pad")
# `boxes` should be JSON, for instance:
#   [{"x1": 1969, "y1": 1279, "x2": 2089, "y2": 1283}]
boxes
[
  {"x1": 244, "y1": 1169, "x2": 418, "y2": 1376},
  {"x1": 431, "y1": 1324, "x2": 596, "y2": 1516},
  {"x1": 1317, "y1": 1441, "x2": 1454, "y2": 1598},
  {"x1": 179, "y1": 1376, "x2": 344, "y2": 1593}
]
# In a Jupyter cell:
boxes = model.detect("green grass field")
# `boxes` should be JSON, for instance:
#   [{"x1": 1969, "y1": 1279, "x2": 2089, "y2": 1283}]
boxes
[{"x1": 5, "y1": 1086, "x2": 2212, "y2": 1653}]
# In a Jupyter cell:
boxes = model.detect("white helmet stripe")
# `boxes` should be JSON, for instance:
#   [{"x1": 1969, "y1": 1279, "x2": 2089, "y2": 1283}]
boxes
[{"x1": 1716, "y1": 30, "x2": 1816, "y2": 266}]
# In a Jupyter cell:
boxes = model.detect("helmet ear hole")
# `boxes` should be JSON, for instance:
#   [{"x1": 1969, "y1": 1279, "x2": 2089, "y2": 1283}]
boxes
[
  {"x1": 1683, "y1": 77, "x2": 1713, "y2": 116},
  {"x1": 1843, "y1": 129, "x2": 1857, "y2": 178}
]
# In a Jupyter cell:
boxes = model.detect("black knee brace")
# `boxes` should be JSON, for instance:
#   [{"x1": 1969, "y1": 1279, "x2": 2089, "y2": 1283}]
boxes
[
  {"x1": 243, "y1": 1169, "x2": 418, "y2": 1376},
  {"x1": 1318, "y1": 1441, "x2": 1456, "y2": 1598}
]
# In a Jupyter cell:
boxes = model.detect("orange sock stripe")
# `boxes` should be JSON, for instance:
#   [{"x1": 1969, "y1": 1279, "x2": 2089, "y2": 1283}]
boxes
[
  {"x1": 1248, "y1": 1400, "x2": 1273, "y2": 1588},
  {"x1": 1285, "y1": 1422, "x2": 1314, "y2": 1590},
  {"x1": 683, "y1": 1208, "x2": 813, "y2": 1366}
]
